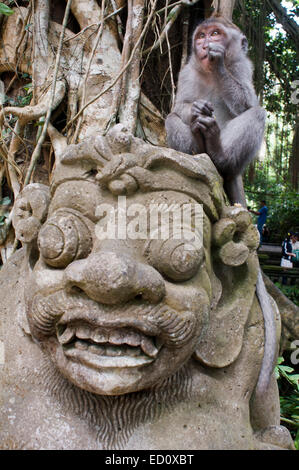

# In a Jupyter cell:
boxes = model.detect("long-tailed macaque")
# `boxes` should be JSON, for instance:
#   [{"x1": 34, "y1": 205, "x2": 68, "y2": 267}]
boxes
[
  {"x1": 166, "y1": 15, "x2": 276, "y2": 399},
  {"x1": 165, "y1": 14, "x2": 266, "y2": 204}
]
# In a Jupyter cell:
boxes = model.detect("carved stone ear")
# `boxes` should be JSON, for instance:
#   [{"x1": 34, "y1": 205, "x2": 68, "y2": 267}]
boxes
[
  {"x1": 194, "y1": 206, "x2": 260, "y2": 368},
  {"x1": 12, "y1": 184, "x2": 50, "y2": 244}
]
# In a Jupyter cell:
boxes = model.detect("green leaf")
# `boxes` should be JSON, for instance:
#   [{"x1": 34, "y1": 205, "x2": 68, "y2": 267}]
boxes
[
  {"x1": 35, "y1": 119, "x2": 45, "y2": 126},
  {"x1": 0, "y1": 197, "x2": 11, "y2": 206},
  {"x1": 0, "y1": 3, "x2": 14, "y2": 15},
  {"x1": 23, "y1": 83, "x2": 32, "y2": 91},
  {"x1": 280, "y1": 365, "x2": 295, "y2": 374}
]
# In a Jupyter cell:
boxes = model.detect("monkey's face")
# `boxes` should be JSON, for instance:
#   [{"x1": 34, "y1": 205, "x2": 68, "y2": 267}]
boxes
[{"x1": 194, "y1": 23, "x2": 228, "y2": 68}]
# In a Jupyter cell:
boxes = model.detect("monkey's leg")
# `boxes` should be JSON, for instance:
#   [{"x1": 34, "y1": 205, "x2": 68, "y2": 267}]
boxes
[
  {"x1": 220, "y1": 105, "x2": 266, "y2": 175},
  {"x1": 224, "y1": 175, "x2": 247, "y2": 206},
  {"x1": 165, "y1": 113, "x2": 205, "y2": 155}
]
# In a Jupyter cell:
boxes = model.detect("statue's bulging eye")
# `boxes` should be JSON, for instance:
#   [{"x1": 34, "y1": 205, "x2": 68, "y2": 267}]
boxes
[
  {"x1": 146, "y1": 239, "x2": 204, "y2": 282},
  {"x1": 38, "y1": 211, "x2": 92, "y2": 268}
]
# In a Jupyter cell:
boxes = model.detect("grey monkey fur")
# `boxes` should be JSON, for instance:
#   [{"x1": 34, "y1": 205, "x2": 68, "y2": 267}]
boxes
[{"x1": 165, "y1": 17, "x2": 276, "y2": 398}]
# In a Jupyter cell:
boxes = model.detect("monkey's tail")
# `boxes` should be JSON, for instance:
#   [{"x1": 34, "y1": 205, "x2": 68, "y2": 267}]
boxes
[{"x1": 254, "y1": 268, "x2": 277, "y2": 397}]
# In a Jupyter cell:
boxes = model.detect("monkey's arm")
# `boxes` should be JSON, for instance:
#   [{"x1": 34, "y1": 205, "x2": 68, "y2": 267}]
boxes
[
  {"x1": 165, "y1": 112, "x2": 205, "y2": 155},
  {"x1": 217, "y1": 62, "x2": 258, "y2": 115},
  {"x1": 171, "y1": 64, "x2": 200, "y2": 124},
  {"x1": 166, "y1": 64, "x2": 206, "y2": 155},
  {"x1": 193, "y1": 105, "x2": 266, "y2": 176},
  {"x1": 208, "y1": 43, "x2": 258, "y2": 115}
]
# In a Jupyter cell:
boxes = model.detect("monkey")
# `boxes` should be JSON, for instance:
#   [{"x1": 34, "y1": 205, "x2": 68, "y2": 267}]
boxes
[
  {"x1": 165, "y1": 15, "x2": 276, "y2": 400},
  {"x1": 165, "y1": 15, "x2": 266, "y2": 204}
]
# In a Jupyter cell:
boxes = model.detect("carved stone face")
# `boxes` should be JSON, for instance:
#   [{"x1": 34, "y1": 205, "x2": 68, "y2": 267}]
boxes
[
  {"x1": 13, "y1": 130, "x2": 258, "y2": 397},
  {"x1": 21, "y1": 180, "x2": 212, "y2": 396}
]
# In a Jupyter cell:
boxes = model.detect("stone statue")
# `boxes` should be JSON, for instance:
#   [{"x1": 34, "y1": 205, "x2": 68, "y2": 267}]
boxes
[{"x1": 0, "y1": 126, "x2": 294, "y2": 450}]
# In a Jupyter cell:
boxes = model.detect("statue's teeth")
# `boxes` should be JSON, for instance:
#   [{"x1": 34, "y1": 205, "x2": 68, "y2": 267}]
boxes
[
  {"x1": 123, "y1": 346, "x2": 141, "y2": 357},
  {"x1": 76, "y1": 326, "x2": 91, "y2": 340},
  {"x1": 58, "y1": 327, "x2": 75, "y2": 344},
  {"x1": 105, "y1": 346, "x2": 123, "y2": 357},
  {"x1": 59, "y1": 324, "x2": 160, "y2": 359},
  {"x1": 109, "y1": 330, "x2": 125, "y2": 345},
  {"x1": 92, "y1": 328, "x2": 108, "y2": 343},
  {"x1": 140, "y1": 337, "x2": 158, "y2": 357},
  {"x1": 125, "y1": 331, "x2": 141, "y2": 347},
  {"x1": 89, "y1": 344, "x2": 105, "y2": 355},
  {"x1": 75, "y1": 340, "x2": 88, "y2": 350}
]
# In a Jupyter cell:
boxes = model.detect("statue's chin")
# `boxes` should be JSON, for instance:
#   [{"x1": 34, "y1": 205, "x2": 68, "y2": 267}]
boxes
[{"x1": 39, "y1": 336, "x2": 196, "y2": 395}]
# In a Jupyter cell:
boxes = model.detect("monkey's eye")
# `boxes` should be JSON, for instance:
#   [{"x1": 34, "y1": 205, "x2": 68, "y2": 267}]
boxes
[
  {"x1": 211, "y1": 30, "x2": 220, "y2": 36},
  {"x1": 198, "y1": 32, "x2": 205, "y2": 39}
]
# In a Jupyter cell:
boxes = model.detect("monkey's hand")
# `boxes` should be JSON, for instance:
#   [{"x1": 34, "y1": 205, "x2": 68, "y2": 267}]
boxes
[
  {"x1": 208, "y1": 42, "x2": 225, "y2": 68},
  {"x1": 190, "y1": 100, "x2": 214, "y2": 153},
  {"x1": 191, "y1": 100, "x2": 214, "y2": 121},
  {"x1": 191, "y1": 114, "x2": 223, "y2": 161}
]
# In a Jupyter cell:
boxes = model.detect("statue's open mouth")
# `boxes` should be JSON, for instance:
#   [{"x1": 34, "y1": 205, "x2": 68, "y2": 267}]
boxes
[{"x1": 57, "y1": 323, "x2": 163, "y2": 368}]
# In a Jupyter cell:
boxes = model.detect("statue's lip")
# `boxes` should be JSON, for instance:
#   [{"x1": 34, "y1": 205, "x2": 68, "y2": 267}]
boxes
[
  {"x1": 57, "y1": 323, "x2": 163, "y2": 367},
  {"x1": 63, "y1": 347, "x2": 155, "y2": 369},
  {"x1": 57, "y1": 309, "x2": 161, "y2": 338}
]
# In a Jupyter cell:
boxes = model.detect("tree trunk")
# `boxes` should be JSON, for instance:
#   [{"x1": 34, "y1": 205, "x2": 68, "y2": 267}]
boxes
[
  {"x1": 267, "y1": 0, "x2": 299, "y2": 56},
  {"x1": 212, "y1": 0, "x2": 236, "y2": 19},
  {"x1": 290, "y1": 113, "x2": 299, "y2": 192}
]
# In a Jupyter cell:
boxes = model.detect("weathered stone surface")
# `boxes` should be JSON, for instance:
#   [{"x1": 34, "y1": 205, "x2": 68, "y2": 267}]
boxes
[{"x1": 0, "y1": 128, "x2": 294, "y2": 450}]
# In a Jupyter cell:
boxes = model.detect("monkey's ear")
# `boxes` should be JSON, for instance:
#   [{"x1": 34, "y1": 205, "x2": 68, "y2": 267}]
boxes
[{"x1": 241, "y1": 36, "x2": 248, "y2": 53}]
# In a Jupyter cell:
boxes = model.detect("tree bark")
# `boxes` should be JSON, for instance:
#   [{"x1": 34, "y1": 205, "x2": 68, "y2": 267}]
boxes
[
  {"x1": 267, "y1": 0, "x2": 299, "y2": 56},
  {"x1": 212, "y1": 0, "x2": 236, "y2": 19},
  {"x1": 290, "y1": 112, "x2": 299, "y2": 192}
]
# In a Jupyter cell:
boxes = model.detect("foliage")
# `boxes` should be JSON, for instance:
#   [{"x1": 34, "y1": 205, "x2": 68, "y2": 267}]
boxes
[
  {"x1": 267, "y1": 191, "x2": 299, "y2": 243},
  {"x1": 0, "y1": 196, "x2": 10, "y2": 226},
  {"x1": 234, "y1": 0, "x2": 299, "y2": 197},
  {"x1": 245, "y1": 182, "x2": 299, "y2": 243},
  {"x1": 275, "y1": 356, "x2": 299, "y2": 449},
  {"x1": 275, "y1": 282, "x2": 299, "y2": 306},
  {"x1": 260, "y1": 191, "x2": 298, "y2": 243},
  {"x1": 0, "y1": 3, "x2": 14, "y2": 16}
]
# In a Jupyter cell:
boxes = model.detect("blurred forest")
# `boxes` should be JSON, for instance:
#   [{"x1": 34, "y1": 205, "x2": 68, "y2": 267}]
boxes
[{"x1": 233, "y1": 0, "x2": 299, "y2": 243}]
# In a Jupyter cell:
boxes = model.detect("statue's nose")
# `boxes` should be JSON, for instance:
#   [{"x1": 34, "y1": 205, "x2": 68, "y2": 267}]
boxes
[{"x1": 64, "y1": 251, "x2": 165, "y2": 305}]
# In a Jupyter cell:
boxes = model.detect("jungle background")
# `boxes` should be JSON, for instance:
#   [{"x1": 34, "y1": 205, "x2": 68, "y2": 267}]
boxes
[{"x1": 0, "y1": 0, "x2": 298, "y2": 447}]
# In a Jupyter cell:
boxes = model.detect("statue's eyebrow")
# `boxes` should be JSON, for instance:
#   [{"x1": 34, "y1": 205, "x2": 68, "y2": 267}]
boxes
[{"x1": 60, "y1": 136, "x2": 113, "y2": 168}]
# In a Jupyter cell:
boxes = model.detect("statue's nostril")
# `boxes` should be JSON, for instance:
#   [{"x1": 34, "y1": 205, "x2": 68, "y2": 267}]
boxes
[
  {"x1": 70, "y1": 286, "x2": 85, "y2": 295},
  {"x1": 135, "y1": 294, "x2": 143, "y2": 301},
  {"x1": 64, "y1": 252, "x2": 166, "y2": 305}
]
